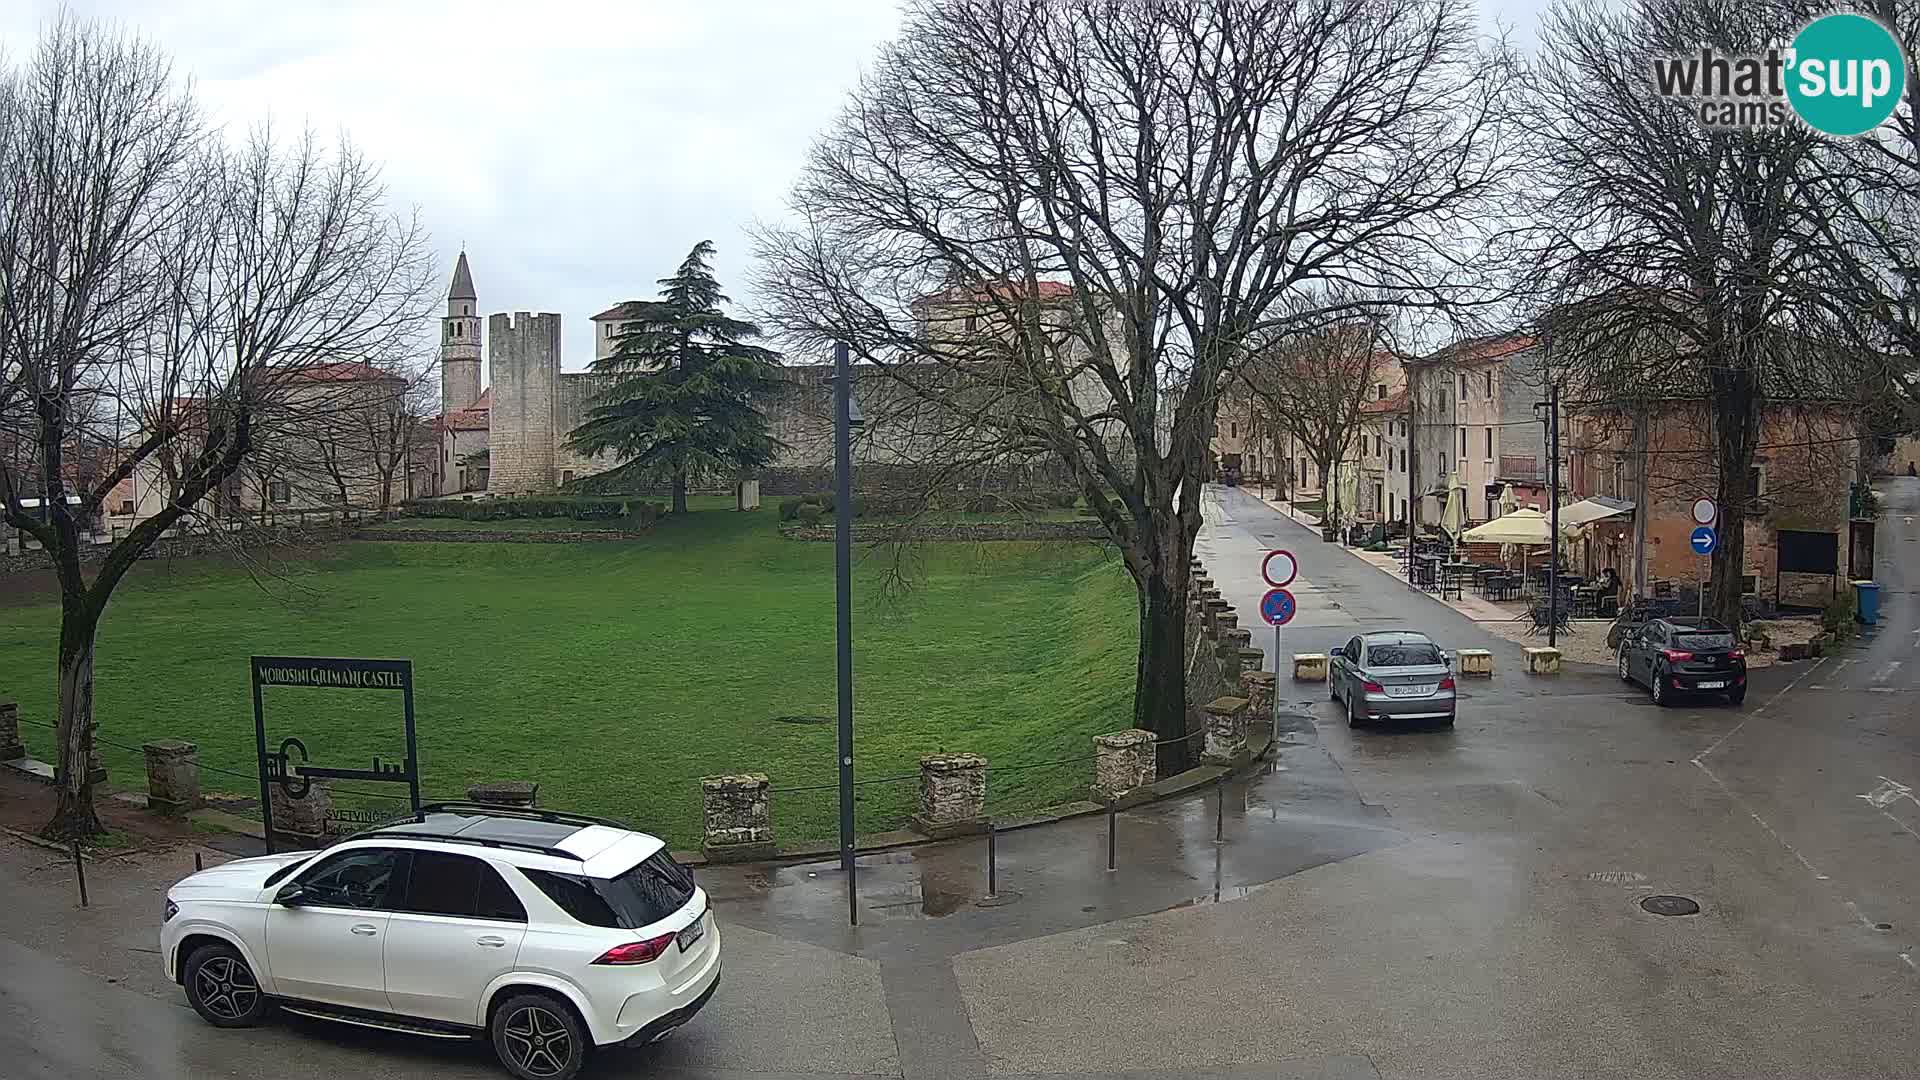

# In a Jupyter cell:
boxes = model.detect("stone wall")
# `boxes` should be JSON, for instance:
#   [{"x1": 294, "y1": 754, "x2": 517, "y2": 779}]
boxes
[
  {"x1": 3, "y1": 521, "x2": 359, "y2": 576},
  {"x1": 778, "y1": 521, "x2": 1108, "y2": 543},
  {"x1": 356, "y1": 528, "x2": 654, "y2": 544},
  {"x1": 488, "y1": 312, "x2": 563, "y2": 494},
  {"x1": 550, "y1": 371, "x2": 622, "y2": 484}
]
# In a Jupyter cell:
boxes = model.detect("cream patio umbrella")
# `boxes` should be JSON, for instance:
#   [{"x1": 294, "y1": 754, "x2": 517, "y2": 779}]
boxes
[
  {"x1": 1463, "y1": 508, "x2": 1553, "y2": 584},
  {"x1": 1439, "y1": 472, "x2": 1466, "y2": 550}
]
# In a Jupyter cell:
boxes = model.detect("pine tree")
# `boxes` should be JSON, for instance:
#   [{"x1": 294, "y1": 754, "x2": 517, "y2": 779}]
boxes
[{"x1": 569, "y1": 242, "x2": 782, "y2": 513}]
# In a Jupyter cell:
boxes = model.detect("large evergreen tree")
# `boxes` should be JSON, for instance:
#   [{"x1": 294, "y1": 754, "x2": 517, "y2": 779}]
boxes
[{"x1": 569, "y1": 242, "x2": 781, "y2": 512}]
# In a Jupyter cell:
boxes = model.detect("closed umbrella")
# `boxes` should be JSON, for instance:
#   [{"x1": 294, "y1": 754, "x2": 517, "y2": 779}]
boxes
[
  {"x1": 1440, "y1": 472, "x2": 1466, "y2": 546},
  {"x1": 1338, "y1": 460, "x2": 1360, "y2": 534}
]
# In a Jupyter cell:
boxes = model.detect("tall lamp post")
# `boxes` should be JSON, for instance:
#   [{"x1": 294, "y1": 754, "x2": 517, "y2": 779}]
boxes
[{"x1": 831, "y1": 341, "x2": 862, "y2": 926}]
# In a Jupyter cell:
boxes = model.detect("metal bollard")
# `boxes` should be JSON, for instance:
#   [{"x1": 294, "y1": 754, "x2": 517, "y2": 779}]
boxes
[
  {"x1": 1106, "y1": 799, "x2": 1117, "y2": 872},
  {"x1": 72, "y1": 839, "x2": 88, "y2": 908},
  {"x1": 194, "y1": 851, "x2": 203, "y2": 872},
  {"x1": 985, "y1": 821, "x2": 997, "y2": 899},
  {"x1": 1215, "y1": 775, "x2": 1226, "y2": 844}
]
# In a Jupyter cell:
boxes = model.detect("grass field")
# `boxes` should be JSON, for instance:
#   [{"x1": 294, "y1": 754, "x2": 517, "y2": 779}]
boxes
[{"x1": 0, "y1": 500, "x2": 1137, "y2": 848}]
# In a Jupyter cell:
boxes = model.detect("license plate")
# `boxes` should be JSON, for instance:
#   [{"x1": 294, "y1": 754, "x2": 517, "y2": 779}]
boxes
[
  {"x1": 1386, "y1": 684, "x2": 1436, "y2": 698},
  {"x1": 1696, "y1": 680, "x2": 1725, "y2": 689},
  {"x1": 677, "y1": 911, "x2": 706, "y2": 952}
]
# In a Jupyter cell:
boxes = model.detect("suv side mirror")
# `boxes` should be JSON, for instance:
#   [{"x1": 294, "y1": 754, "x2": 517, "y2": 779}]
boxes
[{"x1": 275, "y1": 883, "x2": 310, "y2": 907}]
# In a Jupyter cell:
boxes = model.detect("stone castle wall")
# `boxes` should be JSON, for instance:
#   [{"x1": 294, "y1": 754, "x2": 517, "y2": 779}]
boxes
[
  {"x1": 489, "y1": 313, "x2": 562, "y2": 494},
  {"x1": 552, "y1": 372, "x2": 621, "y2": 484}
]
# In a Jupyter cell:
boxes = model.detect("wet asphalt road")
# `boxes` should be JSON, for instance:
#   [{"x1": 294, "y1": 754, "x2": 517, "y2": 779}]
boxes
[{"x1": 3, "y1": 483, "x2": 1916, "y2": 1079}]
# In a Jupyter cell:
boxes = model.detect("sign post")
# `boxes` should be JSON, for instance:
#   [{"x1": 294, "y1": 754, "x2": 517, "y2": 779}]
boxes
[
  {"x1": 1261, "y1": 550, "x2": 1299, "y2": 735},
  {"x1": 1690, "y1": 497, "x2": 1718, "y2": 619},
  {"x1": 251, "y1": 656, "x2": 418, "y2": 853}
]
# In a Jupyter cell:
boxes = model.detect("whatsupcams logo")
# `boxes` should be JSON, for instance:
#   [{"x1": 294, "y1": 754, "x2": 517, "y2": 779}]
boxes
[{"x1": 1652, "y1": 13, "x2": 1906, "y2": 135}]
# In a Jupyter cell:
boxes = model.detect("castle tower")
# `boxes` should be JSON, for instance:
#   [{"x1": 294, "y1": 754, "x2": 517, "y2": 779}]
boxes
[
  {"x1": 488, "y1": 311, "x2": 562, "y2": 493},
  {"x1": 440, "y1": 252, "x2": 482, "y2": 413}
]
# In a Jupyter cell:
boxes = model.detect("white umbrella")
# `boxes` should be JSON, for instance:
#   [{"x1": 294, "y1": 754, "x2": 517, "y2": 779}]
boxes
[
  {"x1": 1440, "y1": 472, "x2": 1466, "y2": 544},
  {"x1": 1461, "y1": 507, "x2": 1552, "y2": 544}
]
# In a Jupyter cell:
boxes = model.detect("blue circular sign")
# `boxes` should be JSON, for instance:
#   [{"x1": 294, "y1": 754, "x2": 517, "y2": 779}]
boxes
[
  {"x1": 1690, "y1": 525, "x2": 1717, "y2": 555},
  {"x1": 1261, "y1": 587, "x2": 1297, "y2": 626}
]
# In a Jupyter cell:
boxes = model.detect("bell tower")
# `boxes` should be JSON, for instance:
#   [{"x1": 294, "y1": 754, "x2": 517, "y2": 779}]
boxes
[{"x1": 441, "y1": 251, "x2": 482, "y2": 413}]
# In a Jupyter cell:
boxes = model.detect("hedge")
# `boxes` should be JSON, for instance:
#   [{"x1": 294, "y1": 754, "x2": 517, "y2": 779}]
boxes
[{"x1": 399, "y1": 497, "x2": 662, "y2": 525}]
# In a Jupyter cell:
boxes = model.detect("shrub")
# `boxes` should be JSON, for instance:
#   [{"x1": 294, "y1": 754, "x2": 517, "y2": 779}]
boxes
[
  {"x1": 778, "y1": 498, "x2": 804, "y2": 521},
  {"x1": 796, "y1": 503, "x2": 824, "y2": 526},
  {"x1": 398, "y1": 496, "x2": 648, "y2": 524},
  {"x1": 1821, "y1": 593, "x2": 1856, "y2": 640}
]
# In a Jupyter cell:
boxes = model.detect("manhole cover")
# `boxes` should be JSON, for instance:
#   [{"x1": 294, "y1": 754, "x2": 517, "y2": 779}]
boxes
[
  {"x1": 1640, "y1": 895, "x2": 1701, "y2": 917},
  {"x1": 773, "y1": 715, "x2": 830, "y2": 725}
]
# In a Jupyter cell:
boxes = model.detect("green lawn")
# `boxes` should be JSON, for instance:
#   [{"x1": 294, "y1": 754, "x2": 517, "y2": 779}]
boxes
[{"x1": 0, "y1": 504, "x2": 1136, "y2": 848}]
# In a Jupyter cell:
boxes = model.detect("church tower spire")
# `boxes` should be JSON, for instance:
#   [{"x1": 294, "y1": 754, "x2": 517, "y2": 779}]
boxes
[{"x1": 441, "y1": 252, "x2": 482, "y2": 413}]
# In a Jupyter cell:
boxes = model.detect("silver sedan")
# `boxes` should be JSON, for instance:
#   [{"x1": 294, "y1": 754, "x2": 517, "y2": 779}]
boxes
[{"x1": 1328, "y1": 630, "x2": 1457, "y2": 727}]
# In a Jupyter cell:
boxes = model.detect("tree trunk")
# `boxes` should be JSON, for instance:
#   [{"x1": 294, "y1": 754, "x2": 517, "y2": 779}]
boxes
[
  {"x1": 1710, "y1": 375, "x2": 1759, "y2": 632},
  {"x1": 1129, "y1": 510, "x2": 1193, "y2": 776},
  {"x1": 44, "y1": 602, "x2": 103, "y2": 840},
  {"x1": 671, "y1": 469, "x2": 688, "y2": 515}
]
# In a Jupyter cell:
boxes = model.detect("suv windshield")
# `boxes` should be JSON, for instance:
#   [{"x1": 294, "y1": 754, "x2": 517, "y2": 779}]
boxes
[
  {"x1": 522, "y1": 851, "x2": 697, "y2": 930},
  {"x1": 1368, "y1": 644, "x2": 1443, "y2": 667}
]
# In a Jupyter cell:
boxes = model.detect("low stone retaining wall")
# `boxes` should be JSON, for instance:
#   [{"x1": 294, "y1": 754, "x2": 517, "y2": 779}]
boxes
[
  {"x1": 778, "y1": 520, "x2": 1108, "y2": 543},
  {"x1": 3, "y1": 522, "x2": 357, "y2": 575},
  {"x1": 355, "y1": 528, "x2": 654, "y2": 544}
]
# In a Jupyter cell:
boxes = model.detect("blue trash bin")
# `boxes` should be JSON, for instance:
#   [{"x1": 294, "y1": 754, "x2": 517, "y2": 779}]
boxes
[{"x1": 1853, "y1": 580, "x2": 1881, "y2": 626}]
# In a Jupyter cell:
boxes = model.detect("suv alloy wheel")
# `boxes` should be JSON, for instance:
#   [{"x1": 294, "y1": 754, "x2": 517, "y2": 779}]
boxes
[
  {"x1": 1650, "y1": 664, "x2": 1668, "y2": 706},
  {"x1": 492, "y1": 992, "x2": 588, "y2": 1080},
  {"x1": 183, "y1": 942, "x2": 269, "y2": 1028},
  {"x1": 1618, "y1": 649, "x2": 1631, "y2": 684}
]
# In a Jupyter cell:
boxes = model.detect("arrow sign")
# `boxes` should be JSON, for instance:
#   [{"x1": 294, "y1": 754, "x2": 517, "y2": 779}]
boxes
[
  {"x1": 1260, "y1": 587, "x2": 1298, "y2": 626},
  {"x1": 1690, "y1": 525, "x2": 1717, "y2": 555},
  {"x1": 1262, "y1": 549, "x2": 1298, "y2": 588}
]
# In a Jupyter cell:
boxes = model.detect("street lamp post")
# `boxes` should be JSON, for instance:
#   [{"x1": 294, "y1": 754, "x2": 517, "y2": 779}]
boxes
[{"x1": 832, "y1": 341, "x2": 859, "y2": 927}]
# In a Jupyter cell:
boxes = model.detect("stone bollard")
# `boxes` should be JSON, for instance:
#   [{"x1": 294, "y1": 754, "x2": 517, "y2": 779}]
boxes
[
  {"x1": 1092, "y1": 730, "x2": 1157, "y2": 801},
  {"x1": 1455, "y1": 648, "x2": 1493, "y2": 677},
  {"x1": 700, "y1": 773, "x2": 775, "y2": 862},
  {"x1": 1524, "y1": 646, "x2": 1562, "y2": 675},
  {"x1": 1216, "y1": 627, "x2": 1251, "y2": 666},
  {"x1": 466, "y1": 780, "x2": 538, "y2": 809},
  {"x1": 1240, "y1": 670, "x2": 1275, "y2": 719},
  {"x1": 1292, "y1": 653, "x2": 1329, "y2": 681},
  {"x1": 912, "y1": 753, "x2": 988, "y2": 838},
  {"x1": 1202, "y1": 598, "x2": 1230, "y2": 634},
  {"x1": 1216, "y1": 610, "x2": 1239, "y2": 634},
  {"x1": 142, "y1": 739, "x2": 201, "y2": 813},
  {"x1": 1201, "y1": 697, "x2": 1250, "y2": 766},
  {"x1": 1236, "y1": 647, "x2": 1265, "y2": 677},
  {"x1": 0, "y1": 701, "x2": 22, "y2": 762},
  {"x1": 269, "y1": 779, "x2": 334, "y2": 848}
]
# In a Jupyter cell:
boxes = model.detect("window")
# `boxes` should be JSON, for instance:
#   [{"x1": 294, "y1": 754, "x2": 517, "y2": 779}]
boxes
[
  {"x1": 1230, "y1": 421, "x2": 1237, "y2": 439},
  {"x1": 394, "y1": 851, "x2": 526, "y2": 921},
  {"x1": 117, "y1": 499, "x2": 133, "y2": 515},
  {"x1": 1747, "y1": 466, "x2": 1766, "y2": 498},
  {"x1": 1459, "y1": 373, "x2": 1468, "y2": 400},
  {"x1": 268, "y1": 481, "x2": 290, "y2": 505},
  {"x1": 1375, "y1": 383, "x2": 1387, "y2": 400},
  {"x1": 521, "y1": 851, "x2": 695, "y2": 929},
  {"x1": 1436, "y1": 452, "x2": 1445, "y2": 476},
  {"x1": 1485, "y1": 371, "x2": 1494, "y2": 398},
  {"x1": 1373, "y1": 435, "x2": 1382, "y2": 456},
  {"x1": 1484, "y1": 427, "x2": 1493, "y2": 459},
  {"x1": 1439, "y1": 390, "x2": 1450, "y2": 413},
  {"x1": 1460, "y1": 428, "x2": 1468, "y2": 457},
  {"x1": 294, "y1": 848, "x2": 405, "y2": 910},
  {"x1": 964, "y1": 314, "x2": 978, "y2": 334},
  {"x1": 1367, "y1": 643, "x2": 1444, "y2": 667}
]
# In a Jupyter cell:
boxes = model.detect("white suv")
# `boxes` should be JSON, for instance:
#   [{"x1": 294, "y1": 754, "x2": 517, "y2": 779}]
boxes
[{"x1": 160, "y1": 804, "x2": 719, "y2": 1080}]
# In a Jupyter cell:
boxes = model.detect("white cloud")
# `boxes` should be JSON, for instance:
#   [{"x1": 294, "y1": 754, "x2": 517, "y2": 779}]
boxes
[{"x1": 0, "y1": 0, "x2": 900, "y2": 372}]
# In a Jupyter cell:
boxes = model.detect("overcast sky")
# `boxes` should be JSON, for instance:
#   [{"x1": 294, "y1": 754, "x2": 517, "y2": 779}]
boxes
[{"x1": 1, "y1": 0, "x2": 1547, "y2": 378}]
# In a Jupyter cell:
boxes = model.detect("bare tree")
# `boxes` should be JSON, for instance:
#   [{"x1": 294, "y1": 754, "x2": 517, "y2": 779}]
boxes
[
  {"x1": 0, "y1": 16, "x2": 433, "y2": 838},
  {"x1": 1238, "y1": 308, "x2": 1393, "y2": 532},
  {"x1": 1519, "y1": 0, "x2": 1878, "y2": 631},
  {"x1": 754, "y1": 0, "x2": 1516, "y2": 768}
]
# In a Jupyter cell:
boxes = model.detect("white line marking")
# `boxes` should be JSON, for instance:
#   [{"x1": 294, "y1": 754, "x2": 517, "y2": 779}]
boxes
[
  {"x1": 1904, "y1": 952, "x2": 1919, "y2": 973},
  {"x1": 1873, "y1": 661, "x2": 1902, "y2": 684},
  {"x1": 1838, "y1": 658, "x2": 1861, "y2": 669},
  {"x1": 1859, "y1": 777, "x2": 1916, "y2": 809},
  {"x1": 1695, "y1": 657, "x2": 1827, "y2": 765},
  {"x1": 1870, "y1": 687, "x2": 1900, "y2": 694}
]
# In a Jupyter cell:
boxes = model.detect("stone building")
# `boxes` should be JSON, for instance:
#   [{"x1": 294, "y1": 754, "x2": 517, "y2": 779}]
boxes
[{"x1": 430, "y1": 257, "x2": 1116, "y2": 498}]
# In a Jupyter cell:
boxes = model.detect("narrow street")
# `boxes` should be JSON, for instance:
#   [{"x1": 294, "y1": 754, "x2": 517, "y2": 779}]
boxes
[{"x1": 2, "y1": 483, "x2": 1916, "y2": 1080}]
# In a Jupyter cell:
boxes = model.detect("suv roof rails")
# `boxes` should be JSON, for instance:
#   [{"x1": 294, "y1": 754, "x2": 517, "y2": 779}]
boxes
[
  {"x1": 350, "y1": 828, "x2": 577, "y2": 860},
  {"x1": 411, "y1": 801, "x2": 630, "y2": 830}
]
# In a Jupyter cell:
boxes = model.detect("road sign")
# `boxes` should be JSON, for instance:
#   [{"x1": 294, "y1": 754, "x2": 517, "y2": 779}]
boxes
[
  {"x1": 1691, "y1": 497, "x2": 1717, "y2": 525},
  {"x1": 1690, "y1": 525, "x2": 1717, "y2": 555},
  {"x1": 1260, "y1": 587, "x2": 1298, "y2": 626},
  {"x1": 1262, "y1": 548, "x2": 1298, "y2": 588}
]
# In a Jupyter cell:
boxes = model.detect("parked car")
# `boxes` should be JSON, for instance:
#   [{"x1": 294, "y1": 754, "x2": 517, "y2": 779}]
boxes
[
  {"x1": 160, "y1": 803, "x2": 719, "y2": 1080},
  {"x1": 1329, "y1": 630, "x2": 1457, "y2": 727},
  {"x1": 1618, "y1": 616, "x2": 1747, "y2": 706}
]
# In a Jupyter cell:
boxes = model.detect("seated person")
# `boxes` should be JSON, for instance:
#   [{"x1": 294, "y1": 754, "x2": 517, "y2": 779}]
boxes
[{"x1": 1595, "y1": 566, "x2": 1621, "y2": 597}]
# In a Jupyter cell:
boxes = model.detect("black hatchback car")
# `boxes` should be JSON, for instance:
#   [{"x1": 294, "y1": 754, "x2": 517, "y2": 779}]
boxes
[{"x1": 1618, "y1": 616, "x2": 1747, "y2": 706}]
